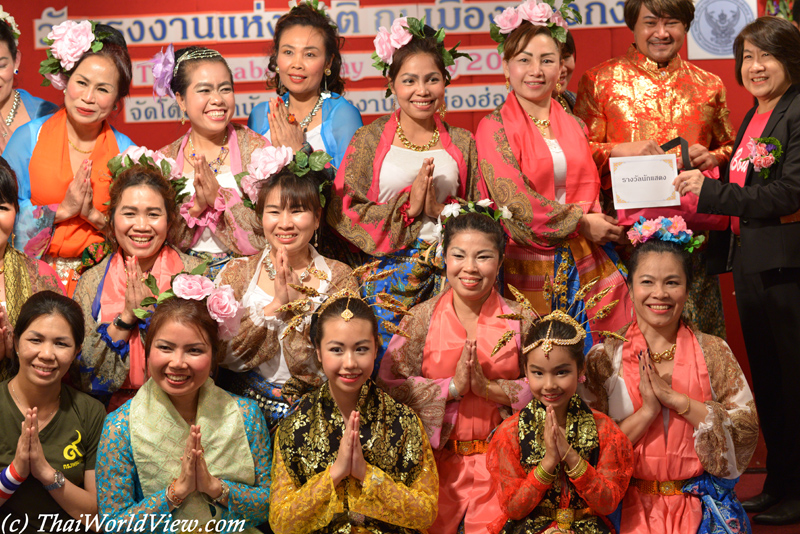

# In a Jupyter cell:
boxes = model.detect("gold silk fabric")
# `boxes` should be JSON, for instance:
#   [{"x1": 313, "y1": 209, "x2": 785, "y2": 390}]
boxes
[
  {"x1": 130, "y1": 378, "x2": 259, "y2": 533},
  {"x1": 575, "y1": 45, "x2": 735, "y2": 184}
]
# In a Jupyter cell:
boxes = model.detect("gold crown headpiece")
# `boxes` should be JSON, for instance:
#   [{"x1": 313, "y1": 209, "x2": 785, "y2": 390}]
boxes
[
  {"x1": 277, "y1": 260, "x2": 411, "y2": 339},
  {"x1": 491, "y1": 259, "x2": 626, "y2": 357}
]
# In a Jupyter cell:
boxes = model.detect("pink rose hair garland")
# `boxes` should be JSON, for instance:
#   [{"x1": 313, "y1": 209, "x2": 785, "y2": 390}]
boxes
[{"x1": 490, "y1": 0, "x2": 582, "y2": 53}]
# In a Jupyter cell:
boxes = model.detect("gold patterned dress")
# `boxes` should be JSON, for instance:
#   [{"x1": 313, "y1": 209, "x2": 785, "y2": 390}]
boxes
[
  {"x1": 270, "y1": 380, "x2": 439, "y2": 534},
  {"x1": 574, "y1": 45, "x2": 736, "y2": 338}
]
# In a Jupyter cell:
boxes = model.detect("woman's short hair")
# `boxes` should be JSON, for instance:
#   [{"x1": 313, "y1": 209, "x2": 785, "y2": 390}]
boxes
[
  {"x1": 0, "y1": 157, "x2": 20, "y2": 212},
  {"x1": 442, "y1": 212, "x2": 506, "y2": 262},
  {"x1": 253, "y1": 168, "x2": 323, "y2": 236},
  {"x1": 105, "y1": 165, "x2": 179, "y2": 250},
  {"x1": 623, "y1": 0, "x2": 695, "y2": 30},
  {"x1": 266, "y1": 4, "x2": 346, "y2": 96},
  {"x1": 502, "y1": 23, "x2": 559, "y2": 62},
  {"x1": 145, "y1": 297, "x2": 222, "y2": 368},
  {"x1": 170, "y1": 46, "x2": 233, "y2": 98},
  {"x1": 70, "y1": 24, "x2": 132, "y2": 103},
  {"x1": 14, "y1": 291, "x2": 85, "y2": 349},
  {"x1": 733, "y1": 17, "x2": 800, "y2": 86},
  {"x1": 387, "y1": 24, "x2": 448, "y2": 84}
]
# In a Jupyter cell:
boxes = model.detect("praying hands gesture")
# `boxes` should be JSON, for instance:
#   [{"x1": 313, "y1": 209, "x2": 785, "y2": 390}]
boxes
[
  {"x1": 450, "y1": 341, "x2": 509, "y2": 405},
  {"x1": 269, "y1": 97, "x2": 304, "y2": 152},
  {"x1": 262, "y1": 247, "x2": 304, "y2": 317},
  {"x1": 330, "y1": 411, "x2": 367, "y2": 486},
  {"x1": 0, "y1": 308, "x2": 13, "y2": 364},
  {"x1": 541, "y1": 405, "x2": 581, "y2": 475},
  {"x1": 55, "y1": 160, "x2": 105, "y2": 229},
  {"x1": 187, "y1": 155, "x2": 221, "y2": 217},
  {"x1": 11, "y1": 409, "x2": 56, "y2": 484},
  {"x1": 408, "y1": 158, "x2": 441, "y2": 219},
  {"x1": 172, "y1": 425, "x2": 226, "y2": 507}
]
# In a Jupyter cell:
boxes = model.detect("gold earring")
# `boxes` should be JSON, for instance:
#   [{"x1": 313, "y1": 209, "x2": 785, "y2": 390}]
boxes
[
  {"x1": 505, "y1": 78, "x2": 510, "y2": 92},
  {"x1": 324, "y1": 68, "x2": 331, "y2": 76},
  {"x1": 181, "y1": 111, "x2": 186, "y2": 126},
  {"x1": 439, "y1": 102, "x2": 447, "y2": 120},
  {"x1": 276, "y1": 66, "x2": 280, "y2": 73},
  {"x1": 556, "y1": 82, "x2": 563, "y2": 93}
]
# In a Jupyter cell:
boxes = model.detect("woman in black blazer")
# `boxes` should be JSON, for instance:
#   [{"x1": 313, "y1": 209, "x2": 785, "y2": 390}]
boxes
[{"x1": 675, "y1": 16, "x2": 800, "y2": 526}]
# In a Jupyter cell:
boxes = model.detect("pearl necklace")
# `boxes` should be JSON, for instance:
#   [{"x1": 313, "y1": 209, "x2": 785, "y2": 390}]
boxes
[
  {"x1": 526, "y1": 113, "x2": 551, "y2": 137},
  {"x1": 396, "y1": 121, "x2": 440, "y2": 152},
  {"x1": 5, "y1": 90, "x2": 20, "y2": 127},
  {"x1": 189, "y1": 133, "x2": 229, "y2": 175},
  {"x1": 285, "y1": 95, "x2": 324, "y2": 130},
  {"x1": 263, "y1": 251, "x2": 321, "y2": 283},
  {"x1": 648, "y1": 344, "x2": 676, "y2": 363}
]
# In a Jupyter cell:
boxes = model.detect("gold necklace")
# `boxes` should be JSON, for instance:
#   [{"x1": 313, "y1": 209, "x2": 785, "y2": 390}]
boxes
[
  {"x1": 188, "y1": 133, "x2": 229, "y2": 175},
  {"x1": 556, "y1": 93, "x2": 571, "y2": 113},
  {"x1": 396, "y1": 121, "x2": 440, "y2": 152},
  {"x1": 648, "y1": 344, "x2": 676, "y2": 363},
  {"x1": 10, "y1": 381, "x2": 61, "y2": 425},
  {"x1": 68, "y1": 137, "x2": 95, "y2": 154},
  {"x1": 526, "y1": 113, "x2": 551, "y2": 137}
]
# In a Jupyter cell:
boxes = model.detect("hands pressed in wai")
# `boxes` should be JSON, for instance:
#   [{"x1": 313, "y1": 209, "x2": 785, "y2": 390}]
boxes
[
  {"x1": 55, "y1": 160, "x2": 105, "y2": 229},
  {"x1": 12, "y1": 408, "x2": 59, "y2": 485},
  {"x1": 451, "y1": 340, "x2": 494, "y2": 400},
  {"x1": 407, "y1": 158, "x2": 444, "y2": 220},
  {"x1": 330, "y1": 411, "x2": 367, "y2": 486},
  {"x1": 540, "y1": 405, "x2": 582, "y2": 475},
  {"x1": 187, "y1": 155, "x2": 222, "y2": 218},
  {"x1": 171, "y1": 425, "x2": 227, "y2": 506},
  {"x1": 636, "y1": 350, "x2": 692, "y2": 419}
]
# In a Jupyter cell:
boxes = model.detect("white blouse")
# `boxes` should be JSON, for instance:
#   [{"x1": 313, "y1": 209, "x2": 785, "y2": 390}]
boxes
[
  {"x1": 545, "y1": 138, "x2": 568, "y2": 204},
  {"x1": 379, "y1": 146, "x2": 460, "y2": 243}
]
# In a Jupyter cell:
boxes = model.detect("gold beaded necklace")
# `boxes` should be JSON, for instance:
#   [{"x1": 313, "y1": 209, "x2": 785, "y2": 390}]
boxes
[
  {"x1": 526, "y1": 113, "x2": 551, "y2": 137},
  {"x1": 68, "y1": 137, "x2": 95, "y2": 154},
  {"x1": 396, "y1": 121, "x2": 440, "y2": 152},
  {"x1": 649, "y1": 344, "x2": 677, "y2": 363}
]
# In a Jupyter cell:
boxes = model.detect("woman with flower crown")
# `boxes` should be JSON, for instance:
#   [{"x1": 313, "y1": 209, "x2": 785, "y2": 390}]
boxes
[
  {"x1": 5, "y1": 21, "x2": 134, "y2": 295},
  {"x1": 379, "y1": 211, "x2": 535, "y2": 534},
  {"x1": 72, "y1": 154, "x2": 204, "y2": 411},
  {"x1": 152, "y1": 45, "x2": 270, "y2": 278},
  {"x1": 214, "y1": 146, "x2": 357, "y2": 429},
  {"x1": 96, "y1": 280, "x2": 271, "y2": 532},
  {"x1": 581, "y1": 216, "x2": 758, "y2": 534},
  {"x1": 270, "y1": 292, "x2": 437, "y2": 534},
  {"x1": 329, "y1": 17, "x2": 480, "y2": 367},
  {"x1": 475, "y1": 1, "x2": 630, "y2": 351},
  {"x1": 0, "y1": 6, "x2": 59, "y2": 155}
]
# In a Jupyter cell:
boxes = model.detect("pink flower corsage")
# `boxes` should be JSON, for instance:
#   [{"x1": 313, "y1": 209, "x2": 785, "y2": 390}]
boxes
[
  {"x1": 745, "y1": 136, "x2": 782, "y2": 180},
  {"x1": 206, "y1": 285, "x2": 245, "y2": 340}
]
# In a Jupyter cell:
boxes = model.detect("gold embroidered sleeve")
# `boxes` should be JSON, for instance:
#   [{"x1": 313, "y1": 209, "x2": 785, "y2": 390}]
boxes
[
  {"x1": 348, "y1": 419, "x2": 438, "y2": 530},
  {"x1": 574, "y1": 72, "x2": 616, "y2": 176},
  {"x1": 708, "y1": 82, "x2": 736, "y2": 167},
  {"x1": 269, "y1": 436, "x2": 343, "y2": 534},
  {"x1": 694, "y1": 333, "x2": 759, "y2": 479}
]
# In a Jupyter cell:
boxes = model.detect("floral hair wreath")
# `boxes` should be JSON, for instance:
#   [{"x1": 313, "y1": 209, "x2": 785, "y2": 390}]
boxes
[
  {"x1": 431, "y1": 198, "x2": 513, "y2": 260},
  {"x1": 235, "y1": 146, "x2": 333, "y2": 210},
  {"x1": 276, "y1": 260, "x2": 412, "y2": 340},
  {"x1": 627, "y1": 216, "x2": 705, "y2": 253},
  {"x1": 40, "y1": 20, "x2": 112, "y2": 90},
  {"x1": 150, "y1": 45, "x2": 225, "y2": 99},
  {"x1": 134, "y1": 265, "x2": 245, "y2": 341},
  {"x1": 490, "y1": 0, "x2": 582, "y2": 54},
  {"x1": 492, "y1": 262, "x2": 625, "y2": 358},
  {"x1": 0, "y1": 6, "x2": 20, "y2": 45},
  {"x1": 373, "y1": 16, "x2": 472, "y2": 97},
  {"x1": 108, "y1": 146, "x2": 190, "y2": 206}
]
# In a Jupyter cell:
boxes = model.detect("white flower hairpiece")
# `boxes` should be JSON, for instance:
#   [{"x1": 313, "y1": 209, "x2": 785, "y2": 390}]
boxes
[{"x1": 0, "y1": 6, "x2": 20, "y2": 45}]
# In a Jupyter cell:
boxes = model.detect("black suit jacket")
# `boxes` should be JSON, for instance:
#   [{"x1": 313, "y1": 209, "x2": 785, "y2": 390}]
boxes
[{"x1": 698, "y1": 85, "x2": 800, "y2": 275}]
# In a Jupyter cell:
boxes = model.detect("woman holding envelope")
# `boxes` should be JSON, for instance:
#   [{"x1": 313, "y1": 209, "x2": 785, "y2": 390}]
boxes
[
  {"x1": 674, "y1": 16, "x2": 800, "y2": 526},
  {"x1": 476, "y1": 10, "x2": 630, "y2": 347}
]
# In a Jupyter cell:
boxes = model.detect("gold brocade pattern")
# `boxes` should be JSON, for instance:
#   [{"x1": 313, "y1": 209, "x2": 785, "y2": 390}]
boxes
[
  {"x1": 574, "y1": 45, "x2": 735, "y2": 176},
  {"x1": 278, "y1": 380, "x2": 425, "y2": 488},
  {"x1": 480, "y1": 108, "x2": 584, "y2": 248},
  {"x1": 505, "y1": 395, "x2": 605, "y2": 534}
]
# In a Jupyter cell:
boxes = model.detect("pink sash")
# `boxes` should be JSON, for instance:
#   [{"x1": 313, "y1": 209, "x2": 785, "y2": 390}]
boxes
[
  {"x1": 421, "y1": 289, "x2": 520, "y2": 441},
  {"x1": 100, "y1": 247, "x2": 185, "y2": 389},
  {"x1": 620, "y1": 319, "x2": 712, "y2": 533},
  {"x1": 500, "y1": 92, "x2": 599, "y2": 210}
]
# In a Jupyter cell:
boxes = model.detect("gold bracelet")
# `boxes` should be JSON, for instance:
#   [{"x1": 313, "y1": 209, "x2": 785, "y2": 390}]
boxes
[
  {"x1": 676, "y1": 393, "x2": 691, "y2": 416},
  {"x1": 534, "y1": 463, "x2": 556, "y2": 485},
  {"x1": 566, "y1": 458, "x2": 587, "y2": 479},
  {"x1": 560, "y1": 444, "x2": 573, "y2": 464}
]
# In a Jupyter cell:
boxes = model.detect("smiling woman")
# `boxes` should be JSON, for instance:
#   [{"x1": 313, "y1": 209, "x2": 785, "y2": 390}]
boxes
[
  {"x1": 0, "y1": 291, "x2": 106, "y2": 533},
  {"x1": 155, "y1": 46, "x2": 271, "y2": 278},
  {"x1": 72, "y1": 164, "x2": 204, "y2": 410},
  {"x1": 4, "y1": 21, "x2": 134, "y2": 296}
]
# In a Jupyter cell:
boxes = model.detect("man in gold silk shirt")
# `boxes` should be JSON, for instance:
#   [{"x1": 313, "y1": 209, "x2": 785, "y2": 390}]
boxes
[{"x1": 574, "y1": 0, "x2": 736, "y2": 339}]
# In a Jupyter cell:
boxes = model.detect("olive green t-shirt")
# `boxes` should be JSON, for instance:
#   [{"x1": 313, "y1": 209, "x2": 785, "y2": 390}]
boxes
[{"x1": 0, "y1": 380, "x2": 106, "y2": 533}]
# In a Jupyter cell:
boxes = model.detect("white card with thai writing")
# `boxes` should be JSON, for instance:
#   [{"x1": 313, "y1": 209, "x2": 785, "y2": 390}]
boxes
[{"x1": 610, "y1": 154, "x2": 681, "y2": 210}]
